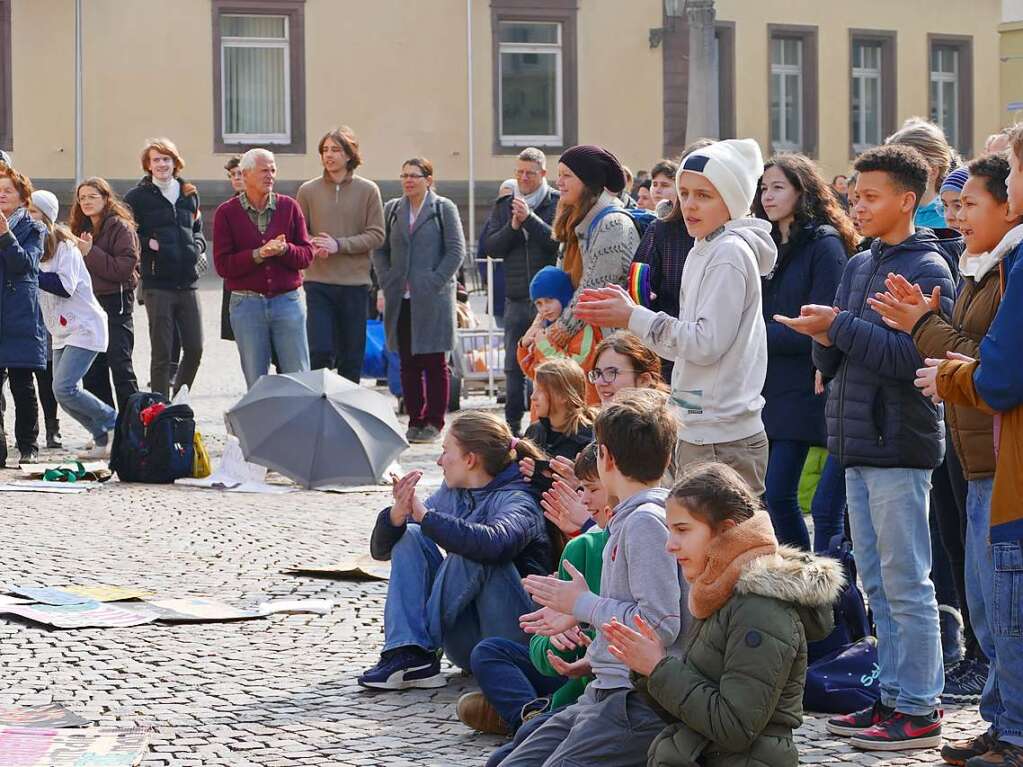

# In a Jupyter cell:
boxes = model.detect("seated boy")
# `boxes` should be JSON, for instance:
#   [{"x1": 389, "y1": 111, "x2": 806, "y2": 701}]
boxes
[
  {"x1": 574, "y1": 139, "x2": 777, "y2": 495},
  {"x1": 778, "y1": 143, "x2": 956, "y2": 751},
  {"x1": 498, "y1": 389, "x2": 691, "y2": 766}
]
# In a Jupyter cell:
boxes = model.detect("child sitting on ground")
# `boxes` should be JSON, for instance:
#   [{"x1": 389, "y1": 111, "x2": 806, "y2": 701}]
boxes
[
  {"x1": 518, "y1": 266, "x2": 600, "y2": 406},
  {"x1": 608, "y1": 461, "x2": 843, "y2": 766}
]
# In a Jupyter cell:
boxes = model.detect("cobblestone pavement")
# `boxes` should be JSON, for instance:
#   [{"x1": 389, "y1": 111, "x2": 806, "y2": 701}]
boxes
[{"x1": 0, "y1": 281, "x2": 984, "y2": 765}]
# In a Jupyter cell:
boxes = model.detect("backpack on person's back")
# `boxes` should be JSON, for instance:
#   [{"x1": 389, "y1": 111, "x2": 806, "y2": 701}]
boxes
[{"x1": 110, "y1": 391, "x2": 196, "y2": 483}]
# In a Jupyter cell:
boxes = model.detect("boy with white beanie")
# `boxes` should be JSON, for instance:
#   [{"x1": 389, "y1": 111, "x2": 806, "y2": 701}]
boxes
[{"x1": 575, "y1": 138, "x2": 777, "y2": 494}]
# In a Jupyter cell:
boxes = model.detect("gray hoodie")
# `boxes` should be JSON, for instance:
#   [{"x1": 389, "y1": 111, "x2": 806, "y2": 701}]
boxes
[
  {"x1": 572, "y1": 487, "x2": 691, "y2": 690},
  {"x1": 629, "y1": 217, "x2": 778, "y2": 444}
]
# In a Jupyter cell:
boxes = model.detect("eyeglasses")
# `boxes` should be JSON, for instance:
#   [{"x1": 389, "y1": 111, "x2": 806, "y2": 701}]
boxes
[
  {"x1": 587, "y1": 367, "x2": 635, "y2": 384},
  {"x1": 399, "y1": 173, "x2": 426, "y2": 180}
]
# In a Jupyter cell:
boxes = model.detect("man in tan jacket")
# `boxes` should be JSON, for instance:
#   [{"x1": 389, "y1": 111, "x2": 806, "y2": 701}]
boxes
[{"x1": 297, "y1": 126, "x2": 385, "y2": 383}]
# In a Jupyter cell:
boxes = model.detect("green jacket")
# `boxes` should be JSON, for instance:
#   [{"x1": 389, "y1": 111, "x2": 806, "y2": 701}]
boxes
[
  {"x1": 529, "y1": 527, "x2": 609, "y2": 709},
  {"x1": 633, "y1": 547, "x2": 843, "y2": 767}
]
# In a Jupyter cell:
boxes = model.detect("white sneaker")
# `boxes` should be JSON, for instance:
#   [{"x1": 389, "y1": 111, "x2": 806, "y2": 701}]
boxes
[{"x1": 77, "y1": 432, "x2": 113, "y2": 460}]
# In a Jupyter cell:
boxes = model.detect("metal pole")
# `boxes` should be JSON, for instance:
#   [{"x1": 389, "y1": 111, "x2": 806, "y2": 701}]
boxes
[
  {"x1": 466, "y1": 0, "x2": 476, "y2": 257},
  {"x1": 486, "y1": 257, "x2": 495, "y2": 395},
  {"x1": 74, "y1": 0, "x2": 83, "y2": 183}
]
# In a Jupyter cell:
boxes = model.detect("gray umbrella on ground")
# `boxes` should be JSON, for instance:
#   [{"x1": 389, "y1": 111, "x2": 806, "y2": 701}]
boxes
[{"x1": 225, "y1": 369, "x2": 408, "y2": 488}]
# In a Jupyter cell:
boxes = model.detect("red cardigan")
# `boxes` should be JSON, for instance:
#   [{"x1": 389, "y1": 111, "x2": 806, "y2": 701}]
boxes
[{"x1": 213, "y1": 194, "x2": 315, "y2": 296}]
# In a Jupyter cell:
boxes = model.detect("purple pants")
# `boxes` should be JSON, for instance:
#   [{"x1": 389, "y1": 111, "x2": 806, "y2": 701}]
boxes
[{"x1": 398, "y1": 299, "x2": 449, "y2": 430}]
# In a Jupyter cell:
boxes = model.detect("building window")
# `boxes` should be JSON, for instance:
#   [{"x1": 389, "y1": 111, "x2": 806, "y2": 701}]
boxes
[
  {"x1": 768, "y1": 25, "x2": 818, "y2": 156},
  {"x1": 851, "y1": 42, "x2": 883, "y2": 153},
  {"x1": 491, "y1": 0, "x2": 577, "y2": 154},
  {"x1": 928, "y1": 35, "x2": 973, "y2": 156},
  {"x1": 212, "y1": 1, "x2": 306, "y2": 154},
  {"x1": 498, "y1": 21, "x2": 562, "y2": 147},
  {"x1": 716, "y1": 22, "x2": 736, "y2": 140},
  {"x1": 0, "y1": 0, "x2": 11, "y2": 152}
]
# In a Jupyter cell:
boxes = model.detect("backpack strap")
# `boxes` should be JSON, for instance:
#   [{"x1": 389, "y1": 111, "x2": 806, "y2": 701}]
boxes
[{"x1": 585, "y1": 205, "x2": 624, "y2": 242}]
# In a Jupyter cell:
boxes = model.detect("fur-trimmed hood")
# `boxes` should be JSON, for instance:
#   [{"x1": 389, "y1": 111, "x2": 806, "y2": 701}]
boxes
[{"x1": 735, "y1": 546, "x2": 846, "y2": 642}]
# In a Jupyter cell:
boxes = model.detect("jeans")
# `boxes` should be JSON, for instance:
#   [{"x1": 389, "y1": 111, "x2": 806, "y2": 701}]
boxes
[
  {"x1": 0, "y1": 367, "x2": 39, "y2": 452},
  {"x1": 230, "y1": 289, "x2": 310, "y2": 389},
  {"x1": 397, "y1": 299, "x2": 449, "y2": 430},
  {"x1": 811, "y1": 452, "x2": 847, "y2": 553},
  {"x1": 383, "y1": 524, "x2": 535, "y2": 671},
  {"x1": 503, "y1": 298, "x2": 534, "y2": 435},
  {"x1": 51, "y1": 346, "x2": 118, "y2": 440},
  {"x1": 845, "y1": 466, "x2": 943, "y2": 715},
  {"x1": 84, "y1": 290, "x2": 139, "y2": 412},
  {"x1": 305, "y1": 282, "x2": 369, "y2": 384},
  {"x1": 143, "y1": 288, "x2": 203, "y2": 396},
  {"x1": 965, "y1": 478, "x2": 1023, "y2": 747},
  {"x1": 765, "y1": 439, "x2": 812, "y2": 550},
  {"x1": 471, "y1": 638, "x2": 565, "y2": 731}
]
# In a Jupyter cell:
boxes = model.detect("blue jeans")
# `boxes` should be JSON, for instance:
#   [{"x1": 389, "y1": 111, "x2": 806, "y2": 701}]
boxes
[
  {"x1": 965, "y1": 478, "x2": 1023, "y2": 747},
  {"x1": 383, "y1": 524, "x2": 536, "y2": 671},
  {"x1": 51, "y1": 346, "x2": 117, "y2": 440},
  {"x1": 229, "y1": 289, "x2": 310, "y2": 389},
  {"x1": 471, "y1": 638, "x2": 564, "y2": 731},
  {"x1": 305, "y1": 282, "x2": 369, "y2": 384},
  {"x1": 765, "y1": 439, "x2": 812, "y2": 550},
  {"x1": 845, "y1": 466, "x2": 943, "y2": 715},
  {"x1": 811, "y1": 452, "x2": 847, "y2": 552}
]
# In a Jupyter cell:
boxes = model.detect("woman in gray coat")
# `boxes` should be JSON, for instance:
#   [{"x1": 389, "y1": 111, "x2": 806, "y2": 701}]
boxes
[{"x1": 373, "y1": 158, "x2": 465, "y2": 443}]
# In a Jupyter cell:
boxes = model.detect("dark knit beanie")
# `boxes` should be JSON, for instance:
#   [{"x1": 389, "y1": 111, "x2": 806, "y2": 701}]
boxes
[
  {"x1": 559, "y1": 144, "x2": 627, "y2": 194},
  {"x1": 529, "y1": 266, "x2": 575, "y2": 310}
]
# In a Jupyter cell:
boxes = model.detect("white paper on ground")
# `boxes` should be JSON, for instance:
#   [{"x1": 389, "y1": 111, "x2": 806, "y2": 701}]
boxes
[
  {"x1": 171, "y1": 384, "x2": 191, "y2": 406},
  {"x1": 255, "y1": 599, "x2": 334, "y2": 616},
  {"x1": 0, "y1": 482, "x2": 92, "y2": 494},
  {"x1": 174, "y1": 435, "x2": 294, "y2": 493}
]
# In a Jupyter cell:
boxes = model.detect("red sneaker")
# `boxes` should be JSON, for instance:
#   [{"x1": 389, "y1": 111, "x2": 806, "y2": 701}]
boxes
[
  {"x1": 826, "y1": 700, "x2": 895, "y2": 737},
  {"x1": 850, "y1": 709, "x2": 943, "y2": 751}
]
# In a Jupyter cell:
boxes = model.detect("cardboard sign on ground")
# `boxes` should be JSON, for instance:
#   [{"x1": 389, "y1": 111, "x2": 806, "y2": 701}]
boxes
[
  {"x1": 6, "y1": 587, "x2": 95, "y2": 606},
  {"x1": 283, "y1": 554, "x2": 390, "y2": 582},
  {"x1": 0, "y1": 601, "x2": 161, "y2": 629},
  {"x1": 140, "y1": 598, "x2": 260, "y2": 623},
  {"x1": 0, "y1": 726, "x2": 150, "y2": 766},
  {"x1": 0, "y1": 704, "x2": 89, "y2": 729},
  {"x1": 57, "y1": 585, "x2": 153, "y2": 603}
]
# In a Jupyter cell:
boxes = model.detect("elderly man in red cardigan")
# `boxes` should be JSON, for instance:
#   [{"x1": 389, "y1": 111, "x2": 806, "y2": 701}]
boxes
[{"x1": 213, "y1": 148, "x2": 315, "y2": 388}]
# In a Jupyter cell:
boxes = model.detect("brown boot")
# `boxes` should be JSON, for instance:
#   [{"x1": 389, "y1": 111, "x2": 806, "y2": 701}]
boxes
[
  {"x1": 943, "y1": 732, "x2": 999, "y2": 765},
  {"x1": 966, "y1": 742, "x2": 1023, "y2": 767},
  {"x1": 456, "y1": 692, "x2": 510, "y2": 736}
]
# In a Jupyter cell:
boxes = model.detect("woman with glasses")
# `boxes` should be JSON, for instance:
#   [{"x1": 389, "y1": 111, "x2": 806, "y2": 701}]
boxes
[
  {"x1": 373, "y1": 158, "x2": 466, "y2": 444},
  {"x1": 587, "y1": 331, "x2": 667, "y2": 406},
  {"x1": 70, "y1": 177, "x2": 141, "y2": 414}
]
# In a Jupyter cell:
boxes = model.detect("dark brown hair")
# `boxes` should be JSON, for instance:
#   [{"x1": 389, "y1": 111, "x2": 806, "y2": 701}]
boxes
[
  {"x1": 573, "y1": 441, "x2": 599, "y2": 482},
  {"x1": 448, "y1": 411, "x2": 544, "y2": 477},
  {"x1": 593, "y1": 332, "x2": 667, "y2": 392},
  {"x1": 402, "y1": 157, "x2": 434, "y2": 179},
  {"x1": 319, "y1": 126, "x2": 363, "y2": 172},
  {"x1": 650, "y1": 159, "x2": 678, "y2": 181},
  {"x1": 669, "y1": 461, "x2": 761, "y2": 531},
  {"x1": 967, "y1": 153, "x2": 1012, "y2": 205},
  {"x1": 0, "y1": 162, "x2": 33, "y2": 204},
  {"x1": 752, "y1": 153, "x2": 859, "y2": 253},
  {"x1": 853, "y1": 144, "x2": 930, "y2": 209},
  {"x1": 594, "y1": 389, "x2": 676, "y2": 483},
  {"x1": 69, "y1": 177, "x2": 136, "y2": 236},
  {"x1": 224, "y1": 155, "x2": 242, "y2": 172}
]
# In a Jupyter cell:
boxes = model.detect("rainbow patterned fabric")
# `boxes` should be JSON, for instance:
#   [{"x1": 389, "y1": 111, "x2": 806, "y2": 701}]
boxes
[{"x1": 628, "y1": 262, "x2": 653, "y2": 308}]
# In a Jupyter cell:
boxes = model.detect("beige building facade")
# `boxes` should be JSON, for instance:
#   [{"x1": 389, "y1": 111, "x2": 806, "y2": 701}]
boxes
[{"x1": 0, "y1": 0, "x2": 1008, "y2": 231}]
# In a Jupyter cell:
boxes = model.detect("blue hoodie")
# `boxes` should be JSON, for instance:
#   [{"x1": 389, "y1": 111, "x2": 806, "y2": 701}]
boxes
[
  {"x1": 813, "y1": 228, "x2": 959, "y2": 469},
  {"x1": 370, "y1": 462, "x2": 552, "y2": 577}
]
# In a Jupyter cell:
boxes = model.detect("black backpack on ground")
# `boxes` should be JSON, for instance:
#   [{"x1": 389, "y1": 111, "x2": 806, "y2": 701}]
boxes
[{"x1": 109, "y1": 391, "x2": 195, "y2": 483}]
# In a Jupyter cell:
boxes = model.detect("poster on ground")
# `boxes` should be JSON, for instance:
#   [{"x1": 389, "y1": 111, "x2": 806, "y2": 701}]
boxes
[
  {"x1": 140, "y1": 598, "x2": 260, "y2": 622},
  {"x1": 6, "y1": 587, "x2": 95, "y2": 606},
  {"x1": 57, "y1": 585, "x2": 153, "y2": 603},
  {"x1": 0, "y1": 704, "x2": 89, "y2": 729},
  {"x1": 283, "y1": 554, "x2": 391, "y2": 581},
  {"x1": 0, "y1": 726, "x2": 150, "y2": 766},
  {"x1": 0, "y1": 601, "x2": 161, "y2": 629}
]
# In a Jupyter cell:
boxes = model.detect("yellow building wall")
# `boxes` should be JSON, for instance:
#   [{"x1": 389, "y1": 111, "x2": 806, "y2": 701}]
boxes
[
  {"x1": 717, "y1": 0, "x2": 1003, "y2": 176},
  {"x1": 1000, "y1": 22, "x2": 1023, "y2": 125}
]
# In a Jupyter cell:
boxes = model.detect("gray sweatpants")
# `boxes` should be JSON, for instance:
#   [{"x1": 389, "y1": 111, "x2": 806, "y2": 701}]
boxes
[{"x1": 497, "y1": 686, "x2": 664, "y2": 767}]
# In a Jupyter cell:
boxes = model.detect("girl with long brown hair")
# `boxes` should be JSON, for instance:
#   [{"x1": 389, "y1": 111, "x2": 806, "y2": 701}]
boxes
[
  {"x1": 752, "y1": 153, "x2": 852, "y2": 550},
  {"x1": 69, "y1": 176, "x2": 141, "y2": 413},
  {"x1": 587, "y1": 331, "x2": 667, "y2": 407},
  {"x1": 361, "y1": 411, "x2": 552, "y2": 691}
]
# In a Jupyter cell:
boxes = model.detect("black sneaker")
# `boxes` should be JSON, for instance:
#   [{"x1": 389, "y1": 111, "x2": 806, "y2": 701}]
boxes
[
  {"x1": 850, "y1": 709, "x2": 943, "y2": 751},
  {"x1": 826, "y1": 699, "x2": 896, "y2": 736},
  {"x1": 357, "y1": 647, "x2": 445, "y2": 690},
  {"x1": 943, "y1": 659, "x2": 988, "y2": 705},
  {"x1": 942, "y1": 730, "x2": 999, "y2": 765},
  {"x1": 18, "y1": 447, "x2": 39, "y2": 465}
]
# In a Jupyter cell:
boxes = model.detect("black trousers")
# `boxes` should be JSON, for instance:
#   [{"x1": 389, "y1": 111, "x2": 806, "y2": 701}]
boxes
[
  {"x1": 0, "y1": 367, "x2": 39, "y2": 451},
  {"x1": 34, "y1": 361, "x2": 58, "y2": 424},
  {"x1": 84, "y1": 290, "x2": 140, "y2": 412}
]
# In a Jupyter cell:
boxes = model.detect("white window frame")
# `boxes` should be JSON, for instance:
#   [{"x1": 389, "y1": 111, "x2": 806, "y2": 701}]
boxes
[
  {"x1": 220, "y1": 13, "x2": 291, "y2": 145},
  {"x1": 498, "y1": 21, "x2": 563, "y2": 147},
  {"x1": 851, "y1": 41, "x2": 883, "y2": 154},
  {"x1": 771, "y1": 37, "x2": 803, "y2": 153},
  {"x1": 930, "y1": 45, "x2": 959, "y2": 149}
]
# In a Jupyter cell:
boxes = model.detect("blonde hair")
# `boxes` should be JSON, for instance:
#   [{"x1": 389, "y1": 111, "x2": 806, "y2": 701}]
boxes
[
  {"x1": 35, "y1": 211, "x2": 77, "y2": 264},
  {"x1": 448, "y1": 411, "x2": 544, "y2": 477},
  {"x1": 886, "y1": 118, "x2": 959, "y2": 194},
  {"x1": 534, "y1": 359, "x2": 594, "y2": 437}
]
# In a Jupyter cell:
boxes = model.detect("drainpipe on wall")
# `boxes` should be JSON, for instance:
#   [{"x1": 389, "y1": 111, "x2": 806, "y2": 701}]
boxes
[
  {"x1": 466, "y1": 0, "x2": 476, "y2": 255},
  {"x1": 74, "y1": 0, "x2": 83, "y2": 183}
]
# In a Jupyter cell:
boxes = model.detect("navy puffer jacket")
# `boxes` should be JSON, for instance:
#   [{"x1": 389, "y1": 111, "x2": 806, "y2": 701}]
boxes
[
  {"x1": 370, "y1": 462, "x2": 552, "y2": 577},
  {"x1": 761, "y1": 224, "x2": 848, "y2": 445},
  {"x1": 0, "y1": 210, "x2": 47, "y2": 370},
  {"x1": 812, "y1": 229, "x2": 959, "y2": 469}
]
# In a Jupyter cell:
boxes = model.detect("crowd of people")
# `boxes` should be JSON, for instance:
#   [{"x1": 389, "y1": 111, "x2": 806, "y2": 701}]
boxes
[{"x1": 2, "y1": 115, "x2": 1022, "y2": 766}]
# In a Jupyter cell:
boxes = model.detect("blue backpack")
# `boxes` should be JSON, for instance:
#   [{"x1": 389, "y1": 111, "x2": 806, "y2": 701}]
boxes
[
  {"x1": 585, "y1": 205, "x2": 656, "y2": 242},
  {"x1": 110, "y1": 391, "x2": 195, "y2": 483}
]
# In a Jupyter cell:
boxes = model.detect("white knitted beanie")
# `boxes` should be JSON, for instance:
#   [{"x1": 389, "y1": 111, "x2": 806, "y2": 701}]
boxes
[{"x1": 676, "y1": 138, "x2": 765, "y2": 220}]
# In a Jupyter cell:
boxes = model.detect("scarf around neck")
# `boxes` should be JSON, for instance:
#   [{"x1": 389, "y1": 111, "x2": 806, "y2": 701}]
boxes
[
  {"x1": 5, "y1": 206, "x2": 27, "y2": 231},
  {"x1": 688, "y1": 509, "x2": 779, "y2": 619}
]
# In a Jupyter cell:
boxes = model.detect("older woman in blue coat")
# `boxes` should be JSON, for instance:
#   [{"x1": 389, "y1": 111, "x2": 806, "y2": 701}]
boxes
[
  {"x1": 373, "y1": 157, "x2": 466, "y2": 444},
  {"x1": 0, "y1": 162, "x2": 47, "y2": 467}
]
